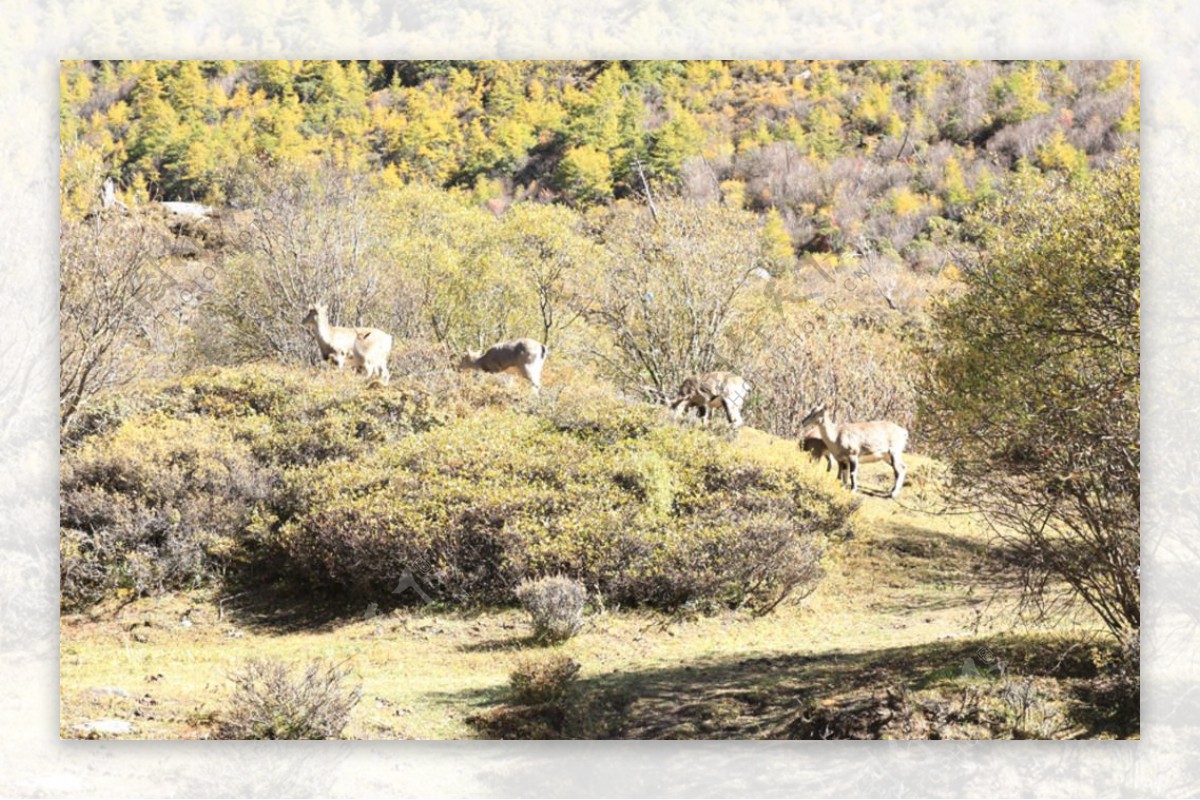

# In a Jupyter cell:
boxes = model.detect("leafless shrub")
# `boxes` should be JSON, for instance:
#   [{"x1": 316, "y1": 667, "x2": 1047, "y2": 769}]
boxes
[
  {"x1": 216, "y1": 658, "x2": 362, "y2": 740},
  {"x1": 1066, "y1": 91, "x2": 1131, "y2": 154},
  {"x1": 862, "y1": 206, "x2": 938, "y2": 254},
  {"x1": 60, "y1": 212, "x2": 174, "y2": 425},
  {"x1": 998, "y1": 678, "x2": 1073, "y2": 739},
  {"x1": 985, "y1": 116, "x2": 1057, "y2": 166},
  {"x1": 679, "y1": 157, "x2": 723, "y2": 205},
  {"x1": 516, "y1": 575, "x2": 586, "y2": 642},
  {"x1": 738, "y1": 142, "x2": 813, "y2": 209},
  {"x1": 194, "y1": 162, "x2": 417, "y2": 366},
  {"x1": 577, "y1": 199, "x2": 769, "y2": 400},
  {"x1": 927, "y1": 61, "x2": 999, "y2": 144},
  {"x1": 743, "y1": 306, "x2": 920, "y2": 441},
  {"x1": 389, "y1": 339, "x2": 456, "y2": 377}
]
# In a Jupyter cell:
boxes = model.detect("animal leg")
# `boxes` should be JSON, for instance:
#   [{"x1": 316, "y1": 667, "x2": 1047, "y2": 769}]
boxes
[
  {"x1": 725, "y1": 399, "x2": 744, "y2": 428},
  {"x1": 524, "y1": 362, "x2": 543, "y2": 393},
  {"x1": 847, "y1": 455, "x2": 860, "y2": 492},
  {"x1": 890, "y1": 452, "x2": 906, "y2": 498}
]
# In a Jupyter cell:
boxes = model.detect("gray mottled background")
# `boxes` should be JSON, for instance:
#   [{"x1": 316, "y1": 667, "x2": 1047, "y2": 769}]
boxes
[{"x1": 1, "y1": 1, "x2": 1194, "y2": 796}]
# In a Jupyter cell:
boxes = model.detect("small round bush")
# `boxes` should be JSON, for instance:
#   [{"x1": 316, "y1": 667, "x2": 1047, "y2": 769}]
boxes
[
  {"x1": 516, "y1": 576, "x2": 586, "y2": 642},
  {"x1": 508, "y1": 654, "x2": 581, "y2": 705},
  {"x1": 216, "y1": 658, "x2": 361, "y2": 740}
]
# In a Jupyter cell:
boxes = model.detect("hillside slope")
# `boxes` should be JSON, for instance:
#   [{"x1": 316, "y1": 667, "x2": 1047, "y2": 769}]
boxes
[{"x1": 60, "y1": 383, "x2": 1126, "y2": 739}]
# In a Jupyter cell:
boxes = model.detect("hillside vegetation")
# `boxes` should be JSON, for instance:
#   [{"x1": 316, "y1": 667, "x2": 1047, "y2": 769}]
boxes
[
  {"x1": 59, "y1": 60, "x2": 1139, "y2": 436},
  {"x1": 59, "y1": 60, "x2": 1139, "y2": 740},
  {"x1": 61, "y1": 364, "x2": 855, "y2": 613},
  {"x1": 60, "y1": 392, "x2": 1135, "y2": 740},
  {"x1": 61, "y1": 59, "x2": 1138, "y2": 222}
]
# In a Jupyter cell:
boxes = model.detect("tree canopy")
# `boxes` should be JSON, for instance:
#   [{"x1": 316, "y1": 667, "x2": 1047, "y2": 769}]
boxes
[{"x1": 924, "y1": 151, "x2": 1140, "y2": 637}]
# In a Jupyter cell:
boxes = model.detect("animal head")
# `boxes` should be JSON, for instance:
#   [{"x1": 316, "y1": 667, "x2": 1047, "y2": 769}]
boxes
[
  {"x1": 456, "y1": 350, "x2": 482, "y2": 370},
  {"x1": 800, "y1": 402, "x2": 828, "y2": 430},
  {"x1": 674, "y1": 376, "x2": 701, "y2": 398},
  {"x1": 301, "y1": 303, "x2": 327, "y2": 331}
]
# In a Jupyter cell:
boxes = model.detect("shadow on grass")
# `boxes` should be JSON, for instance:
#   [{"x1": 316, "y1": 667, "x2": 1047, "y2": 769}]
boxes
[
  {"x1": 853, "y1": 518, "x2": 1025, "y2": 613},
  {"x1": 457, "y1": 634, "x2": 544, "y2": 653},
  {"x1": 216, "y1": 582, "x2": 444, "y2": 635},
  {"x1": 448, "y1": 632, "x2": 1131, "y2": 740}
]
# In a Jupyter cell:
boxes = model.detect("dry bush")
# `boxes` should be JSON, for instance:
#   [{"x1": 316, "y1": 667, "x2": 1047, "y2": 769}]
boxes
[
  {"x1": 679, "y1": 157, "x2": 723, "y2": 204},
  {"x1": 192, "y1": 162, "x2": 421, "y2": 367},
  {"x1": 467, "y1": 655, "x2": 581, "y2": 739},
  {"x1": 737, "y1": 142, "x2": 818, "y2": 209},
  {"x1": 1067, "y1": 91, "x2": 1134, "y2": 154},
  {"x1": 60, "y1": 211, "x2": 175, "y2": 426},
  {"x1": 578, "y1": 198, "x2": 773, "y2": 399},
  {"x1": 743, "y1": 303, "x2": 921, "y2": 442},
  {"x1": 927, "y1": 61, "x2": 999, "y2": 144},
  {"x1": 788, "y1": 680, "x2": 1076, "y2": 740},
  {"x1": 516, "y1": 575, "x2": 587, "y2": 642},
  {"x1": 985, "y1": 116, "x2": 1058, "y2": 166},
  {"x1": 388, "y1": 339, "x2": 456, "y2": 378},
  {"x1": 509, "y1": 654, "x2": 582, "y2": 706},
  {"x1": 216, "y1": 658, "x2": 362, "y2": 740}
]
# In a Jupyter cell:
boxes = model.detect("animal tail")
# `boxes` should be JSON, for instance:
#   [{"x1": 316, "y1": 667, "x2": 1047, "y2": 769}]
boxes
[{"x1": 540, "y1": 342, "x2": 548, "y2": 360}]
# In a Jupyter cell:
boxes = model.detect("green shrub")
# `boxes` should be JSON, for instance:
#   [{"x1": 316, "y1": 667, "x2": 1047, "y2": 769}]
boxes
[
  {"x1": 61, "y1": 363, "x2": 852, "y2": 613},
  {"x1": 282, "y1": 408, "x2": 850, "y2": 611},
  {"x1": 60, "y1": 414, "x2": 274, "y2": 608},
  {"x1": 59, "y1": 364, "x2": 448, "y2": 608},
  {"x1": 540, "y1": 381, "x2": 665, "y2": 446},
  {"x1": 216, "y1": 658, "x2": 362, "y2": 740}
]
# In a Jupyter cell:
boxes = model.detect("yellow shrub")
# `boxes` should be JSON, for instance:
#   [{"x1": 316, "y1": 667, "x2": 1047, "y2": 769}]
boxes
[{"x1": 889, "y1": 187, "x2": 926, "y2": 216}]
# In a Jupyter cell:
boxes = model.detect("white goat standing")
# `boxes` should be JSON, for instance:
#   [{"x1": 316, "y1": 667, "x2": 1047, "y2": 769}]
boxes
[
  {"x1": 301, "y1": 303, "x2": 393, "y2": 384},
  {"x1": 352, "y1": 327, "x2": 393, "y2": 385},
  {"x1": 800, "y1": 403, "x2": 908, "y2": 498},
  {"x1": 670, "y1": 372, "x2": 749, "y2": 428},
  {"x1": 457, "y1": 338, "x2": 548, "y2": 393}
]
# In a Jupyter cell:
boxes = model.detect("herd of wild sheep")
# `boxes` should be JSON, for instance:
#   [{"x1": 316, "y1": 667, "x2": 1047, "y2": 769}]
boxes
[{"x1": 301, "y1": 302, "x2": 908, "y2": 499}]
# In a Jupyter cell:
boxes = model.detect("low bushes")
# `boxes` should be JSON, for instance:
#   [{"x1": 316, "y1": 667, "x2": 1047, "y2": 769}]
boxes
[
  {"x1": 216, "y1": 658, "x2": 362, "y2": 740},
  {"x1": 467, "y1": 655, "x2": 582, "y2": 739},
  {"x1": 508, "y1": 654, "x2": 582, "y2": 706},
  {"x1": 61, "y1": 364, "x2": 854, "y2": 613},
  {"x1": 60, "y1": 364, "x2": 446, "y2": 609},
  {"x1": 60, "y1": 414, "x2": 274, "y2": 607},
  {"x1": 281, "y1": 406, "x2": 850, "y2": 611}
]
